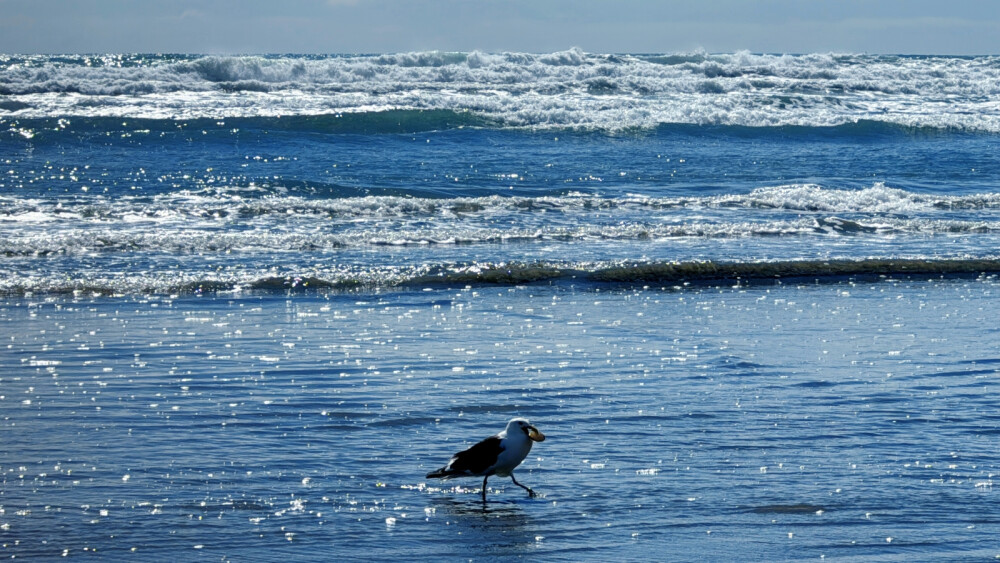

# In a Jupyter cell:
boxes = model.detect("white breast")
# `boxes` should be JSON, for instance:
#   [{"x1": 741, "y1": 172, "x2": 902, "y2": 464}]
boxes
[{"x1": 492, "y1": 432, "x2": 533, "y2": 476}]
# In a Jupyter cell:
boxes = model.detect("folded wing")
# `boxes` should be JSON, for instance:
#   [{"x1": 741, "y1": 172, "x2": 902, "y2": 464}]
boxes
[{"x1": 426, "y1": 436, "x2": 503, "y2": 479}]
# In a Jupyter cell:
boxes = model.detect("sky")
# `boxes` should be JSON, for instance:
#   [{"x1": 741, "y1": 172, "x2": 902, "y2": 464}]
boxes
[{"x1": 1, "y1": 0, "x2": 998, "y2": 55}]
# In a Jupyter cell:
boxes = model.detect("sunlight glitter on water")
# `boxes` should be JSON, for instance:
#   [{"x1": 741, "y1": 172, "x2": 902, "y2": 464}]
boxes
[{"x1": 3, "y1": 280, "x2": 1000, "y2": 559}]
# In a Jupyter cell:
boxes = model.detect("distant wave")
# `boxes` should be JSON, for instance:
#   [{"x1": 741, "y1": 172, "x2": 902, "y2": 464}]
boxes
[
  {"x1": 4, "y1": 258, "x2": 1000, "y2": 296},
  {"x1": 3, "y1": 51, "x2": 1000, "y2": 131}
]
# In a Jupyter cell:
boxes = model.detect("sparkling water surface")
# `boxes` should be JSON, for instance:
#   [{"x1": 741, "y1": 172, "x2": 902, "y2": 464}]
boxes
[
  {"x1": 4, "y1": 279, "x2": 1000, "y2": 560},
  {"x1": 4, "y1": 51, "x2": 1000, "y2": 560}
]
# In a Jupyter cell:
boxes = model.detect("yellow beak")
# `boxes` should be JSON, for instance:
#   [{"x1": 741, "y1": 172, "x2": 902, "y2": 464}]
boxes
[{"x1": 528, "y1": 426, "x2": 545, "y2": 442}]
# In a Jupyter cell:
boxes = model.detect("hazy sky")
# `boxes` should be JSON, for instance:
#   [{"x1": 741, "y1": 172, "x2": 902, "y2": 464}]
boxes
[{"x1": 2, "y1": 0, "x2": 998, "y2": 55}]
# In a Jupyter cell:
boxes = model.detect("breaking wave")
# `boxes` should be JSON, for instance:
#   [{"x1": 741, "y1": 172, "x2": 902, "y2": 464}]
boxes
[
  {"x1": 3, "y1": 51, "x2": 1000, "y2": 131},
  {"x1": 5, "y1": 184, "x2": 1000, "y2": 257}
]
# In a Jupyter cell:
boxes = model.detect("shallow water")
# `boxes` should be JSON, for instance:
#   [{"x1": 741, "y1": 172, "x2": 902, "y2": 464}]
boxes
[{"x1": 4, "y1": 278, "x2": 1000, "y2": 560}]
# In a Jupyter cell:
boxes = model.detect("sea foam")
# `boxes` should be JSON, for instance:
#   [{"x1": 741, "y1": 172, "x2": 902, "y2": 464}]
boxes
[{"x1": 3, "y1": 51, "x2": 1000, "y2": 131}]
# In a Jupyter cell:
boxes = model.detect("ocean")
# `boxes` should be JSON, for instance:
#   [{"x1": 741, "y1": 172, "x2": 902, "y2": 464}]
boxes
[{"x1": 2, "y1": 50, "x2": 1000, "y2": 560}]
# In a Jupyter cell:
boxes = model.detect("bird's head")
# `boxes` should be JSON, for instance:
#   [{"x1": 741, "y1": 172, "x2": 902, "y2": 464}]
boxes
[{"x1": 508, "y1": 418, "x2": 545, "y2": 442}]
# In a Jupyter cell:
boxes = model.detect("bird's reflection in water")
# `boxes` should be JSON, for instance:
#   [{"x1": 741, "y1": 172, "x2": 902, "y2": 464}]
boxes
[{"x1": 428, "y1": 496, "x2": 541, "y2": 557}]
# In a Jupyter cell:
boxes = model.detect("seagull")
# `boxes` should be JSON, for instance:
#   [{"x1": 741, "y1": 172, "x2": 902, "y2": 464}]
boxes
[{"x1": 426, "y1": 418, "x2": 546, "y2": 502}]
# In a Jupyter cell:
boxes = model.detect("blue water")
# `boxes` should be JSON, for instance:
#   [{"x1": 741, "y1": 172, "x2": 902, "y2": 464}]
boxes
[{"x1": 3, "y1": 51, "x2": 1000, "y2": 560}]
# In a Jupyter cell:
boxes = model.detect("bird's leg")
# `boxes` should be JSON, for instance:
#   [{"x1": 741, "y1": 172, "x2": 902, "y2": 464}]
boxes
[
  {"x1": 510, "y1": 474, "x2": 536, "y2": 497},
  {"x1": 481, "y1": 476, "x2": 488, "y2": 502}
]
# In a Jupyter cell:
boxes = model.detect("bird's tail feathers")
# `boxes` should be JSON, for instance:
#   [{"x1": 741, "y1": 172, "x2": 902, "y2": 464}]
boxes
[
  {"x1": 426, "y1": 467, "x2": 452, "y2": 479},
  {"x1": 427, "y1": 464, "x2": 470, "y2": 479}
]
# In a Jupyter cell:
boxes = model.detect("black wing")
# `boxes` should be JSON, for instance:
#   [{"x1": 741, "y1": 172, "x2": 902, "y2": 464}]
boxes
[{"x1": 447, "y1": 435, "x2": 504, "y2": 475}]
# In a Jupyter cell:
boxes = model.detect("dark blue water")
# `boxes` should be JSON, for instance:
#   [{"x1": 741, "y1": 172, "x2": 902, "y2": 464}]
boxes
[
  {"x1": 4, "y1": 52, "x2": 1000, "y2": 560},
  {"x1": 7, "y1": 118, "x2": 999, "y2": 197}
]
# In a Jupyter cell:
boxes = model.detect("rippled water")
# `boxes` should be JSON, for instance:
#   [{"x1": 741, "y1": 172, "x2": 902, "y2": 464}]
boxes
[
  {"x1": 5, "y1": 50, "x2": 1000, "y2": 560},
  {"x1": 4, "y1": 279, "x2": 1000, "y2": 560}
]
